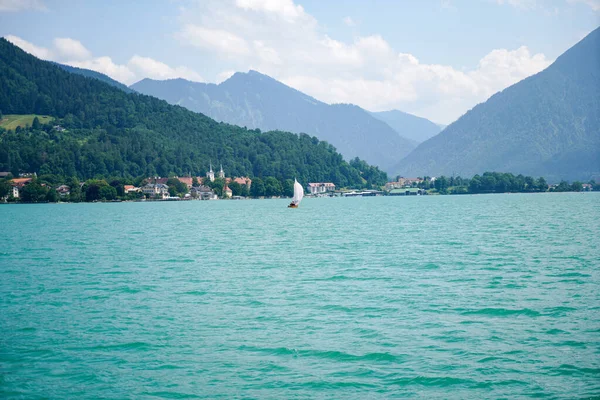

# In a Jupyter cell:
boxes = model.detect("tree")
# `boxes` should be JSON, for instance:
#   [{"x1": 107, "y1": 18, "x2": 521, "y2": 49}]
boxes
[
  {"x1": 84, "y1": 179, "x2": 109, "y2": 201},
  {"x1": 228, "y1": 181, "x2": 242, "y2": 196},
  {"x1": 469, "y1": 175, "x2": 482, "y2": 193},
  {"x1": 239, "y1": 184, "x2": 249, "y2": 197},
  {"x1": 99, "y1": 185, "x2": 117, "y2": 200},
  {"x1": 264, "y1": 176, "x2": 282, "y2": 197},
  {"x1": 45, "y1": 189, "x2": 58, "y2": 202},
  {"x1": 250, "y1": 177, "x2": 265, "y2": 197},
  {"x1": 20, "y1": 181, "x2": 48, "y2": 203},
  {"x1": 166, "y1": 178, "x2": 188, "y2": 195},
  {"x1": 192, "y1": 177, "x2": 199, "y2": 187},
  {"x1": 0, "y1": 179, "x2": 11, "y2": 198},
  {"x1": 282, "y1": 179, "x2": 294, "y2": 197},
  {"x1": 32, "y1": 116, "x2": 41, "y2": 130},
  {"x1": 110, "y1": 179, "x2": 125, "y2": 197},
  {"x1": 536, "y1": 177, "x2": 547, "y2": 192},
  {"x1": 68, "y1": 177, "x2": 82, "y2": 202},
  {"x1": 434, "y1": 176, "x2": 449, "y2": 194},
  {"x1": 571, "y1": 181, "x2": 583, "y2": 192}
]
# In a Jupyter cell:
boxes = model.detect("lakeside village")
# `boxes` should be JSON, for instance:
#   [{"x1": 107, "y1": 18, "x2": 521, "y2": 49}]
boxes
[{"x1": 1, "y1": 167, "x2": 598, "y2": 204}]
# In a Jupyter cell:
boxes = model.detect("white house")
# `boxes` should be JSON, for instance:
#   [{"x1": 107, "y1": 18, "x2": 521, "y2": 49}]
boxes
[
  {"x1": 307, "y1": 182, "x2": 335, "y2": 195},
  {"x1": 142, "y1": 183, "x2": 169, "y2": 199}
]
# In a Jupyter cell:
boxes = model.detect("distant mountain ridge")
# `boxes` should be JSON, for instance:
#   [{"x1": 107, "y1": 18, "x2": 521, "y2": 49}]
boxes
[
  {"x1": 0, "y1": 38, "x2": 387, "y2": 187},
  {"x1": 54, "y1": 63, "x2": 134, "y2": 93},
  {"x1": 130, "y1": 71, "x2": 416, "y2": 172},
  {"x1": 393, "y1": 27, "x2": 600, "y2": 182},
  {"x1": 370, "y1": 110, "x2": 442, "y2": 145}
]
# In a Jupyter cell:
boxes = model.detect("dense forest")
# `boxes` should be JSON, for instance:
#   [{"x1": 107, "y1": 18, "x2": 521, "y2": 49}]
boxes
[{"x1": 0, "y1": 38, "x2": 387, "y2": 188}]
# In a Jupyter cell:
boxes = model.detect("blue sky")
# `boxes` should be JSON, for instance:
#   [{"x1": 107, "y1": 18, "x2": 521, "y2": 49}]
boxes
[{"x1": 1, "y1": 0, "x2": 598, "y2": 123}]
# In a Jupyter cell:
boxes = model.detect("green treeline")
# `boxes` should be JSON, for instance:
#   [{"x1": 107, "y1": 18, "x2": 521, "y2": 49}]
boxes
[
  {"x1": 412, "y1": 172, "x2": 598, "y2": 194},
  {"x1": 0, "y1": 38, "x2": 387, "y2": 188}
]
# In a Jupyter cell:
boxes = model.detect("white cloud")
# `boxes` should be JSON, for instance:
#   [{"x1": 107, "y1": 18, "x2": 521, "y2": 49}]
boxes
[
  {"x1": 178, "y1": 24, "x2": 250, "y2": 56},
  {"x1": 343, "y1": 16, "x2": 356, "y2": 26},
  {"x1": 175, "y1": 0, "x2": 552, "y2": 124},
  {"x1": 567, "y1": 0, "x2": 600, "y2": 10},
  {"x1": 5, "y1": 35, "x2": 202, "y2": 85},
  {"x1": 5, "y1": 35, "x2": 54, "y2": 59},
  {"x1": 53, "y1": 38, "x2": 92, "y2": 61},
  {"x1": 128, "y1": 55, "x2": 203, "y2": 82},
  {"x1": 0, "y1": 0, "x2": 46, "y2": 12},
  {"x1": 69, "y1": 57, "x2": 136, "y2": 84},
  {"x1": 235, "y1": 0, "x2": 307, "y2": 22}
]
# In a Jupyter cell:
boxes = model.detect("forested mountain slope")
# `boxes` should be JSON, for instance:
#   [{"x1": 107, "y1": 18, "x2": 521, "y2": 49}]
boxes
[
  {"x1": 0, "y1": 38, "x2": 386, "y2": 187},
  {"x1": 131, "y1": 71, "x2": 415, "y2": 172}
]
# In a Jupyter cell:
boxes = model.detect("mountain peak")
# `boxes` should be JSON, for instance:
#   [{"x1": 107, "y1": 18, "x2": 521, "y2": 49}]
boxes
[{"x1": 393, "y1": 27, "x2": 600, "y2": 181}]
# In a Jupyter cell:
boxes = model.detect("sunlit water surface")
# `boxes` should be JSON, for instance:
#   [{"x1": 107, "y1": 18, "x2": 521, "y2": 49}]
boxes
[{"x1": 1, "y1": 193, "x2": 599, "y2": 398}]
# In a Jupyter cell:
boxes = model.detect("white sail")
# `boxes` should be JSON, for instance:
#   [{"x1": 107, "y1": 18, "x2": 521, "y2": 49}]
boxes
[{"x1": 292, "y1": 179, "x2": 304, "y2": 204}]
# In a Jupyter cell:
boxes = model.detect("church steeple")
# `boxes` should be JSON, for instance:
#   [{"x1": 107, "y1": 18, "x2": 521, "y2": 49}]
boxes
[
  {"x1": 206, "y1": 161, "x2": 215, "y2": 182},
  {"x1": 219, "y1": 164, "x2": 225, "y2": 179}
]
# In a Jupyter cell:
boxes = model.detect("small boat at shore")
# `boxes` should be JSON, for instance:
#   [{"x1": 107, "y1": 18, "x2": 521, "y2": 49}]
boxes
[{"x1": 288, "y1": 179, "x2": 304, "y2": 208}]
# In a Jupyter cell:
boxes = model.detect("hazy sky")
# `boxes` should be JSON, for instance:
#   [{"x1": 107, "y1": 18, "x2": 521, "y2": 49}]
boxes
[{"x1": 1, "y1": 0, "x2": 598, "y2": 123}]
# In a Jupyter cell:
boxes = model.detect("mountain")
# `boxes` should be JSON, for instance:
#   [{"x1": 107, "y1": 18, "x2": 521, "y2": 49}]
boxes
[
  {"x1": 0, "y1": 38, "x2": 387, "y2": 187},
  {"x1": 53, "y1": 63, "x2": 134, "y2": 93},
  {"x1": 393, "y1": 27, "x2": 600, "y2": 182},
  {"x1": 370, "y1": 110, "x2": 442, "y2": 145},
  {"x1": 130, "y1": 71, "x2": 415, "y2": 172}
]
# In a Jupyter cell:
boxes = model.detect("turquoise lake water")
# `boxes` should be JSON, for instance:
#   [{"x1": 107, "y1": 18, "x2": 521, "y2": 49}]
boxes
[{"x1": 1, "y1": 193, "x2": 599, "y2": 399}]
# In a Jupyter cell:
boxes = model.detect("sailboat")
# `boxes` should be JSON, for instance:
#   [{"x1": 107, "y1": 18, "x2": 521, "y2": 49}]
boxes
[{"x1": 288, "y1": 179, "x2": 304, "y2": 208}]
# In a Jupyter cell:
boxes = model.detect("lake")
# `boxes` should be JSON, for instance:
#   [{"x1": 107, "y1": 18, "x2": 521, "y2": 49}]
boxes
[{"x1": 1, "y1": 193, "x2": 599, "y2": 398}]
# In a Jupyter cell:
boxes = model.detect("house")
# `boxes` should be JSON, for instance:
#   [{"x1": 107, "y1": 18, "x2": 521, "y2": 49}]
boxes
[
  {"x1": 385, "y1": 178, "x2": 423, "y2": 190},
  {"x1": 0, "y1": 172, "x2": 10, "y2": 178},
  {"x1": 223, "y1": 184, "x2": 232, "y2": 198},
  {"x1": 233, "y1": 177, "x2": 252, "y2": 189},
  {"x1": 146, "y1": 177, "x2": 169, "y2": 185},
  {"x1": 142, "y1": 183, "x2": 169, "y2": 199},
  {"x1": 123, "y1": 185, "x2": 140, "y2": 194},
  {"x1": 177, "y1": 177, "x2": 193, "y2": 189},
  {"x1": 53, "y1": 125, "x2": 66, "y2": 132},
  {"x1": 582, "y1": 183, "x2": 592, "y2": 191},
  {"x1": 11, "y1": 177, "x2": 33, "y2": 187},
  {"x1": 56, "y1": 185, "x2": 70, "y2": 197},
  {"x1": 7, "y1": 177, "x2": 33, "y2": 199},
  {"x1": 191, "y1": 185, "x2": 217, "y2": 200},
  {"x1": 307, "y1": 182, "x2": 335, "y2": 195}
]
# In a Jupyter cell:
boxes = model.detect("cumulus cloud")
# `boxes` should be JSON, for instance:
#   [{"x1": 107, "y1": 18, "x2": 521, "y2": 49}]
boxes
[
  {"x1": 235, "y1": 0, "x2": 307, "y2": 22},
  {"x1": 128, "y1": 55, "x2": 203, "y2": 81},
  {"x1": 5, "y1": 35, "x2": 54, "y2": 59},
  {"x1": 53, "y1": 38, "x2": 92, "y2": 61},
  {"x1": 5, "y1": 35, "x2": 203, "y2": 85},
  {"x1": 175, "y1": 0, "x2": 551, "y2": 123},
  {"x1": 0, "y1": 0, "x2": 46, "y2": 12},
  {"x1": 178, "y1": 24, "x2": 250, "y2": 56}
]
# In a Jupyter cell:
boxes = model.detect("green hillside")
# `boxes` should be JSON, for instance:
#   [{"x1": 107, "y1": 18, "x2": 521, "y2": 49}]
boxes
[
  {"x1": 0, "y1": 114, "x2": 53, "y2": 130},
  {"x1": 0, "y1": 38, "x2": 386, "y2": 187}
]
